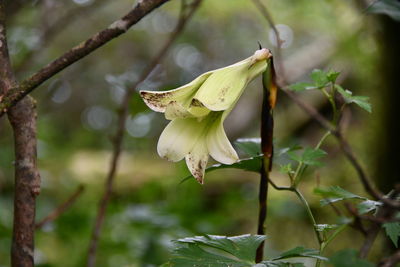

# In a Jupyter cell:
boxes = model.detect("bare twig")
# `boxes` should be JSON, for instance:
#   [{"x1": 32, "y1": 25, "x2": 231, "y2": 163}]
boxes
[
  {"x1": 15, "y1": 0, "x2": 108, "y2": 73},
  {"x1": 251, "y1": 0, "x2": 285, "y2": 81},
  {"x1": 35, "y1": 185, "x2": 85, "y2": 230},
  {"x1": 345, "y1": 201, "x2": 396, "y2": 258},
  {"x1": 379, "y1": 249, "x2": 400, "y2": 267},
  {"x1": 0, "y1": 0, "x2": 170, "y2": 117},
  {"x1": 1, "y1": 2, "x2": 40, "y2": 266},
  {"x1": 86, "y1": 1, "x2": 203, "y2": 266}
]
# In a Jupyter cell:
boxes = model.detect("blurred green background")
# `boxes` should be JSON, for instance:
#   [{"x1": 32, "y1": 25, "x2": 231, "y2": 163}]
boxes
[{"x1": 0, "y1": 0, "x2": 397, "y2": 266}]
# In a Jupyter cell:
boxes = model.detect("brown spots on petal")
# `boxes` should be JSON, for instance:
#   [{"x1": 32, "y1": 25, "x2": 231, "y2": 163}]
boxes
[
  {"x1": 220, "y1": 86, "x2": 229, "y2": 95},
  {"x1": 165, "y1": 101, "x2": 190, "y2": 119},
  {"x1": 190, "y1": 98, "x2": 205, "y2": 107},
  {"x1": 186, "y1": 152, "x2": 207, "y2": 184},
  {"x1": 140, "y1": 91, "x2": 174, "y2": 111}
]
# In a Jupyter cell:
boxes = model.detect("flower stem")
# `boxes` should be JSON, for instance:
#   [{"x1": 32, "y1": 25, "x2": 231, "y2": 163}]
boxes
[
  {"x1": 293, "y1": 188, "x2": 323, "y2": 244},
  {"x1": 316, "y1": 224, "x2": 347, "y2": 267},
  {"x1": 256, "y1": 56, "x2": 276, "y2": 263}
]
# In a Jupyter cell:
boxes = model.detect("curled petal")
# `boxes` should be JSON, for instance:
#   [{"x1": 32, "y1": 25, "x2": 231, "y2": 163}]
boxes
[
  {"x1": 140, "y1": 71, "x2": 212, "y2": 112},
  {"x1": 165, "y1": 101, "x2": 194, "y2": 120},
  {"x1": 187, "y1": 99, "x2": 211, "y2": 117},
  {"x1": 207, "y1": 116, "x2": 239, "y2": 164},
  {"x1": 157, "y1": 118, "x2": 206, "y2": 162},
  {"x1": 185, "y1": 139, "x2": 209, "y2": 184},
  {"x1": 247, "y1": 60, "x2": 269, "y2": 81},
  {"x1": 193, "y1": 61, "x2": 250, "y2": 111}
]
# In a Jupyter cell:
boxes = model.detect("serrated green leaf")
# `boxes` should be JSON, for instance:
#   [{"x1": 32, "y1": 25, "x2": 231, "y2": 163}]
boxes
[
  {"x1": 288, "y1": 82, "x2": 316, "y2": 92},
  {"x1": 366, "y1": 0, "x2": 400, "y2": 21},
  {"x1": 272, "y1": 246, "x2": 327, "y2": 261},
  {"x1": 329, "y1": 249, "x2": 374, "y2": 267},
  {"x1": 326, "y1": 70, "x2": 340, "y2": 83},
  {"x1": 260, "y1": 262, "x2": 305, "y2": 267},
  {"x1": 310, "y1": 69, "x2": 329, "y2": 87},
  {"x1": 314, "y1": 186, "x2": 365, "y2": 206},
  {"x1": 288, "y1": 148, "x2": 327, "y2": 166},
  {"x1": 335, "y1": 85, "x2": 372, "y2": 113},
  {"x1": 315, "y1": 224, "x2": 338, "y2": 233},
  {"x1": 350, "y1": 96, "x2": 372, "y2": 113},
  {"x1": 235, "y1": 138, "x2": 262, "y2": 157},
  {"x1": 180, "y1": 156, "x2": 262, "y2": 184},
  {"x1": 383, "y1": 222, "x2": 400, "y2": 247},
  {"x1": 279, "y1": 163, "x2": 294, "y2": 175},
  {"x1": 357, "y1": 200, "x2": 382, "y2": 214},
  {"x1": 169, "y1": 234, "x2": 266, "y2": 267}
]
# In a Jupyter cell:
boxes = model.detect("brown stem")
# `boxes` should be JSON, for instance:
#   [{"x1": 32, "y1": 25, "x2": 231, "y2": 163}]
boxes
[
  {"x1": 256, "y1": 160, "x2": 269, "y2": 263},
  {"x1": 379, "y1": 249, "x2": 400, "y2": 267},
  {"x1": 35, "y1": 185, "x2": 85, "y2": 230},
  {"x1": 1, "y1": 3, "x2": 40, "y2": 266},
  {"x1": 86, "y1": 1, "x2": 203, "y2": 266},
  {"x1": 0, "y1": 0, "x2": 170, "y2": 117},
  {"x1": 256, "y1": 56, "x2": 275, "y2": 263}
]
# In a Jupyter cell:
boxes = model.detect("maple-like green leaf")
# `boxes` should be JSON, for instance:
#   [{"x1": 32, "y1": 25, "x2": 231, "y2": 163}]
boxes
[
  {"x1": 272, "y1": 246, "x2": 327, "y2": 261},
  {"x1": 315, "y1": 224, "x2": 338, "y2": 233},
  {"x1": 335, "y1": 85, "x2": 372, "y2": 113},
  {"x1": 314, "y1": 186, "x2": 365, "y2": 206},
  {"x1": 235, "y1": 138, "x2": 262, "y2": 157},
  {"x1": 279, "y1": 163, "x2": 294, "y2": 175},
  {"x1": 383, "y1": 221, "x2": 400, "y2": 247},
  {"x1": 326, "y1": 70, "x2": 340, "y2": 83},
  {"x1": 310, "y1": 69, "x2": 329, "y2": 87},
  {"x1": 288, "y1": 148, "x2": 327, "y2": 167},
  {"x1": 288, "y1": 82, "x2": 316, "y2": 92},
  {"x1": 168, "y1": 234, "x2": 266, "y2": 267},
  {"x1": 180, "y1": 156, "x2": 262, "y2": 184},
  {"x1": 357, "y1": 200, "x2": 382, "y2": 214},
  {"x1": 261, "y1": 262, "x2": 305, "y2": 267}
]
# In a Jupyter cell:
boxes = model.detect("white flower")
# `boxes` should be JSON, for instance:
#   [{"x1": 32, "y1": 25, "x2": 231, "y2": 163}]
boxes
[{"x1": 140, "y1": 49, "x2": 271, "y2": 183}]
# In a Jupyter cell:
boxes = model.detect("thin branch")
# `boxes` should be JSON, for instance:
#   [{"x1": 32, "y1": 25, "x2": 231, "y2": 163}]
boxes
[
  {"x1": 1, "y1": 2, "x2": 40, "y2": 266},
  {"x1": 15, "y1": 0, "x2": 108, "y2": 73},
  {"x1": 379, "y1": 249, "x2": 400, "y2": 267},
  {"x1": 283, "y1": 88, "x2": 336, "y2": 133},
  {"x1": 35, "y1": 185, "x2": 85, "y2": 230},
  {"x1": 0, "y1": 0, "x2": 170, "y2": 117},
  {"x1": 86, "y1": 1, "x2": 203, "y2": 266},
  {"x1": 268, "y1": 178, "x2": 292, "y2": 191},
  {"x1": 251, "y1": 0, "x2": 286, "y2": 81},
  {"x1": 336, "y1": 132, "x2": 382, "y2": 200}
]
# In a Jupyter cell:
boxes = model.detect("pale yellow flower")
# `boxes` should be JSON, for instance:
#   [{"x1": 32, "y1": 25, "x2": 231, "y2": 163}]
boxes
[{"x1": 140, "y1": 49, "x2": 271, "y2": 183}]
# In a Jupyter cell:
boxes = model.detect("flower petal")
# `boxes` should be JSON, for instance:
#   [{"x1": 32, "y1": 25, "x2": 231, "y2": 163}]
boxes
[
  {"x1": 247, "y1": 60, "x2": 268, "y2": 81},
  {"x1": 164, "y1": 101, "x2": 194, "y2": 120},
  {"x1": 207, "y1": 116, "x2": 239, "y2": 164},
  {"x1": 140, "y1": 71, "x2": 212, "y2": 112},
  {"x1": 187, "y1": 99, "x2": 211, "y2": 117},
  {"x1": 193, "y1": 61, "x2": 250, "y2": 111},
  {"x1": 185, "y1": 139, "x2": 209, "y2": 184},
  {"x1": 157, "y1": 118, "x2": 206, "y2": 162}
]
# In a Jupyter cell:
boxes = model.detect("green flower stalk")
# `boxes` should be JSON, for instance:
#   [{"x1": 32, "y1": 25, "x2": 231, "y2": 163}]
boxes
[{"x1": 140, "y1": 49, "x2": 272, "y2": 183}]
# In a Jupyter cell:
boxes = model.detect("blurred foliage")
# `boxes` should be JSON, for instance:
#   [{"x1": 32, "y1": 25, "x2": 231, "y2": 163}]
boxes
[{"x1": 0, "y1": 0, "x2": 395, "y2": 266}]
